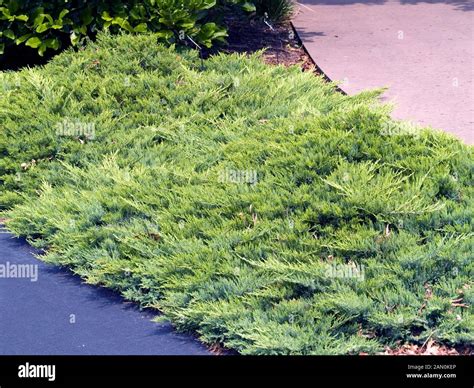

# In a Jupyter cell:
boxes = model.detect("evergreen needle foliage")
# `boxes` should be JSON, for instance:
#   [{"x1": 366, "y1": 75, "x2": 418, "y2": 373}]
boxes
[{"x1": 1, "y1": 33, "x2": 473, "y2": 354}]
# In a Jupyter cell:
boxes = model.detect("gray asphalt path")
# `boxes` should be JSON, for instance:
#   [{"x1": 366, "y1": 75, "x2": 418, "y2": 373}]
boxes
[
  {"x1": 0, "y1": 230, "x2": 210, "y2": 355},
  {"x1": 293, "y1": 0, "x2": 473, "y2": 144}
]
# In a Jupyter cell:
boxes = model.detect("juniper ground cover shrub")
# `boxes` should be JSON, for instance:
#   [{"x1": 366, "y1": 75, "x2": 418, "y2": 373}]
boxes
[{"x1": 1, "y1": 33, "x2": 472, "y2": 354}]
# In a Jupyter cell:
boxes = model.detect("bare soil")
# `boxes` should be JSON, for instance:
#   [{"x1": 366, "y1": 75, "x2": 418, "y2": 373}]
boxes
[{"x1": 209, "y1": 15, "x2": 320, "y2": 73}]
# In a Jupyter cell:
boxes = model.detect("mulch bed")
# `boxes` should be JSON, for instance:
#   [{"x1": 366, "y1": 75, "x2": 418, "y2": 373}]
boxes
[
  {"x1": 207, "y1": 14, "x2": 320, "y2": 73},
  {"x1": 1, "y1": 14, "x2": 318, "y2": 73},
  {"x1": 381, "y1": 340, "x2": 472, "y2": 356}
]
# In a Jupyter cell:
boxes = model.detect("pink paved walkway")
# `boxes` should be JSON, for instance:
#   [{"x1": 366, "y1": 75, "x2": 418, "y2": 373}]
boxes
[{"x1": 293, "y1": 0, "x2": 473, "y2": 144}]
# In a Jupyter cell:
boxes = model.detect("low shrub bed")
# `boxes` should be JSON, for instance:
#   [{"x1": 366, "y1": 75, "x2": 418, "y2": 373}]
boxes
[
  {"x1": 0, "y1": 0, "x2": 253, "y2": 58},
  {"x1": 1, "y1": 33, "x2": 472, "y2": 354}
]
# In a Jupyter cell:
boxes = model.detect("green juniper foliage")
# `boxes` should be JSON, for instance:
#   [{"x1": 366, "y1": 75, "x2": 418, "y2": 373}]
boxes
[{"x1": 1, "y1": 33, "x2": 473, "y2": 354}]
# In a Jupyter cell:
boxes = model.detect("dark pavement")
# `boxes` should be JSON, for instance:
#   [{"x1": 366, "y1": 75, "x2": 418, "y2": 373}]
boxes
[{"x1": 0, "y1": 230, "x2": 210, "y2": 355}]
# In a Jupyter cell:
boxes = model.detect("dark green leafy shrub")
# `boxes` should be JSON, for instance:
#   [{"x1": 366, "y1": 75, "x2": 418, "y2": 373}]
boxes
[
  {"x1": 254, "y1": 0, "x2": 294, "y2": 23},
  {"x1": 0, "y1": 0, "x2": 249, "y2": 57}
]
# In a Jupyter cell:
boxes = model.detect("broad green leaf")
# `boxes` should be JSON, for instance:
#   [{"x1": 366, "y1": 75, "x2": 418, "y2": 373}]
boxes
[
  {"x1": 38, "y1": 42, "x2": 47, "y2": 56},
  {"x1": 25, "y1": 36, "x2": 42, "y2": 48},
  {"x1": 15, "y1": 33, "x2": 32, "y2": 44},
  {"x1": 101, "y1": 11, "x2": 113, "y2": 22},
  {"x1": 242, "y1": 2, "x2": 256, "y2": 12},
  {"x1": 3, "y1": 29, "x2": 15, "y2": 39},
  {"x1": 36, "y1": 23, "x2": 50, "y2": 33},
  {"x1": 58, "y1": 9, "x2": 69, "y2": 20},
  {"x1": 133, "y1": 23, "x2": 148, "y2": 33},
  {"x1": 14, "y1": 14, "x2": 28, "y2": 21},
  {"x1": 44, "y1": 38, "x2": 60, "y2": 50}
]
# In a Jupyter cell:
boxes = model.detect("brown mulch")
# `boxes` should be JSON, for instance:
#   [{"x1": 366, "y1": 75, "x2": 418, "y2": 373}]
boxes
[
  {"x1": 206, "y1": 15, "x2": 320, "y2": 73},
  {"x1": 381, "y1": 340, "x2": 473, "y2": 356}
]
